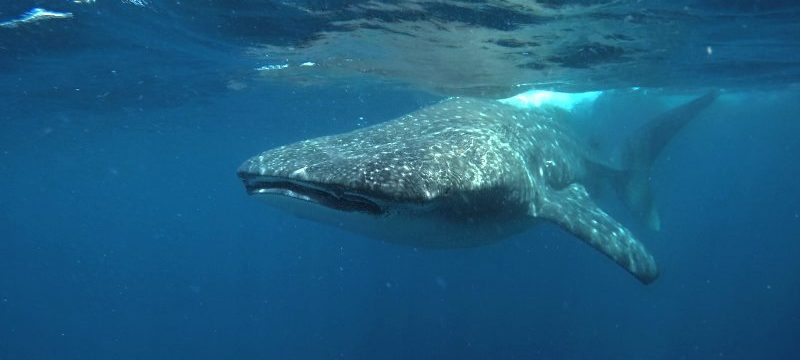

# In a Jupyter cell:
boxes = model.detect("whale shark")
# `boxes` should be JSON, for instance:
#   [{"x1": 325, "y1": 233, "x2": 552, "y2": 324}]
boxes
[{"x1": 237, "y1": 91, "x2": 717, "y2": 284}]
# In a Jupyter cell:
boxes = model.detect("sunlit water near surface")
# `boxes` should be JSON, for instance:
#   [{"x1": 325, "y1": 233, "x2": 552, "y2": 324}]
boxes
[{"x1": 1, "y1": 1, "x2": 799, "y2": 359}]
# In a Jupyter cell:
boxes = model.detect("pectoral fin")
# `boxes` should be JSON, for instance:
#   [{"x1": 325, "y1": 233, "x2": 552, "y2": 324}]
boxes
[{"x1": 533, "y1": 183, "x2": 659, "y2": 284}]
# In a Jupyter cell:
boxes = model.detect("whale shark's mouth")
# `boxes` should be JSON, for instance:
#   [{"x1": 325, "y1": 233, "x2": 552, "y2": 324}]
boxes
[{"x1": 240, "y1": 175, "x2": 385, "y2": 215}]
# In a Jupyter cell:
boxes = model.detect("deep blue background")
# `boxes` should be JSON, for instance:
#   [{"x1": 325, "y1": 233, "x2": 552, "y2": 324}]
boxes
[
  {"x1": 2, "y1": 1, "x2": 800, "y2": 360},
  {"x1": 3, "y1": 83, "x2": 799, "y2": 360}
]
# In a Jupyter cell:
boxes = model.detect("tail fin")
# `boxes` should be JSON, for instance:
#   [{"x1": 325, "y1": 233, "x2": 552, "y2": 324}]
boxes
[{"x1": 617, "y1": 90, "x2": 719, "y2": 231}]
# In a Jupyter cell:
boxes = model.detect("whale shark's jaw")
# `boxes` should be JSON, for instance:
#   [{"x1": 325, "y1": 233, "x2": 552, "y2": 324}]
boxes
[{"x1": 239, "y1": 174, "x2": 386, "y2": 216}]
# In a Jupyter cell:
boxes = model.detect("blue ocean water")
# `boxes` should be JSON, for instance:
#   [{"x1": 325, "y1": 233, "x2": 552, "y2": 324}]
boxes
[{"x1": 1, "y1": 1, "x2": 799, "y2": 359}]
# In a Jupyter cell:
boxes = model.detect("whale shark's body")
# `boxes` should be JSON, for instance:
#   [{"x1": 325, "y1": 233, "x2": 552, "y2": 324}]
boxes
[{"x1": 237, "y1": 92, "x2": 717, "y2": 284}]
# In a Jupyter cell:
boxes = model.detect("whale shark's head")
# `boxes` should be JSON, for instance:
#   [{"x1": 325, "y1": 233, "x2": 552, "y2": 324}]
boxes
[
  {"x1": 236, "y1": 130, "x2": 459, "y2": 236},
  {"x1": 236, "y1": 135, "x2": 442, "y2": 219}
]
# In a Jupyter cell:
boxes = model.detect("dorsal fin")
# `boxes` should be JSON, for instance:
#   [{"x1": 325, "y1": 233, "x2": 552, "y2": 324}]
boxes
[{"x1": 533, "y1": 183, "x2": 659, "y2": 284}]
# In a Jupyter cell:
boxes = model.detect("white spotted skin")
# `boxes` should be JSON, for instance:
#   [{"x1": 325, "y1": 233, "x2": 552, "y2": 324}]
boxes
[
  {"x1": 237, "y1": 93, "x2": 722, "y2": 284},
  {"x1": 238, "y1": 98, "x2": 589, "y2": 248}
]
